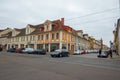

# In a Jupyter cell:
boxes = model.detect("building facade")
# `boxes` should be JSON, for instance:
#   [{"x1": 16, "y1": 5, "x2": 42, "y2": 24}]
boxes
[
  {"x1": 0, "y1": 28, "x2": 12, "y2": 51},
  {"x1": 36, "y1": 19, "x2": 75, "y2": 53},
  {"x1": 0, "y1": 18, "x2": 107, "y2": 54},
  {"x1": 113, "y1": 19, "x2": 120, "y2": 55}
]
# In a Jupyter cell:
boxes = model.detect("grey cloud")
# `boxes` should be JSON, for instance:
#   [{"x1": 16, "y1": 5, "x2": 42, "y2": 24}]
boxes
[{"x1": 0, "y1": 0, "x2": 119, "y2": 46}]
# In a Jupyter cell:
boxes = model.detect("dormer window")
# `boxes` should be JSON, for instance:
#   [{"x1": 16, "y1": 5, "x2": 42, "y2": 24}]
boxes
[
  {"x1": 26, "y1": 26, "x2": 30, "y2": 34},
  {"x1": 44, "y1": 20, "x2": 52, "y2": 31},
  {"x1": 40, "y1": 28, "x2": 41, "y2": 31},
  {"x1": 47, "y1": 25, "x2": 49, "y2": 30},
  {"x1": 52, "y1": 24, "x2": 55, "y2": 30},
  {"x1": 26, "y1": 24, "x2": 35, "y2": 34},
  {"x1": 27, "y1": 28, "x2": 29, "y2": 34},
  {"x1": 12, "y1": 30, "x2": 16, "y2": 36}
]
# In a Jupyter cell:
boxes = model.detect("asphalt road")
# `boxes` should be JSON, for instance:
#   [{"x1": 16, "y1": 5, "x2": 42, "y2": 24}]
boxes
[{"x1": 0, "y1": 52, "x2": 120, "y2": 80}]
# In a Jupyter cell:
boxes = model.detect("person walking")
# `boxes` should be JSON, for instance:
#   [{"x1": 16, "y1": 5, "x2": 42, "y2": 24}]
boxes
[
  {"x1": 108, "y1": 49, "x2": 112, "y2": 58},
  {"x1": 99, "y1": 49, "x2": 102, "y2": 56},
  {"x1": 0, "y1": 46, "x2": 2, "y2": 52}
]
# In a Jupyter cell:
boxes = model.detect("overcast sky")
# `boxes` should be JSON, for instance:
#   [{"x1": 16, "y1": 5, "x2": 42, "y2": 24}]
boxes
[{"x1": 0, "y1": 0, "x2": 119, "y2": 47}]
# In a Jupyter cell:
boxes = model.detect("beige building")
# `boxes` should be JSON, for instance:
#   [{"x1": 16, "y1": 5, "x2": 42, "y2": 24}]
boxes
[
  {"x1": 94, "y1": 40, "x2": 101, "y2": 50},
  {"x1": 75, "y1": 30, "x2": 90, "y2": 51},
  {"x1": 0, "y1": 18, "x2": 107, "y2": 53},
  {"x1": 7, "y1": 24, "x2": 39, "y2": 50},
  {"x1": 0, "y1": 28, "x2": 12, "y2": 51},
  {"x1": 113, "y1": 19, "x2": 120, "y2": 55}
]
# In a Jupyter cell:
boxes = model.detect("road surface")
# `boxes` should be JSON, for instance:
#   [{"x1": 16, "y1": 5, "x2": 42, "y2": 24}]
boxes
[{"x1": 0, "y1": 52, "x2": 120, "y2": 80}]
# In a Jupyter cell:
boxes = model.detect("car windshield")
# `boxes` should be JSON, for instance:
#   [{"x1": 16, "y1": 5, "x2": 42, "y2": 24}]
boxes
[
  {"x1": 38, "y1": 49, "x2": 44, "y2": 51},
  {"x1": 54, "y1": 51, "x2": 60, "y2": 53},
  {"x1": 26, "y1": 48, "x2": 33, "y2": 50}
]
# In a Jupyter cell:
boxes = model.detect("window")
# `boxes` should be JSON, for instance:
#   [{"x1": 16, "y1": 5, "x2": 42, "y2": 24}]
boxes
[
  {"x1": 21, "y1": 37, "x2": 22, "y2": 41},
  {"x1": 63, "y1": 33, "x2": 64, "y2": 40},
  {"x1": 30, "y1": 36, "x2": 32, "y2": 40},
  {"x1": 46, "y1": 34, "x2": 49, "y2": 40},
  {"x1": 18, "y1": 38, "x2": 19, "y2": 42},
  {"x1": 52, "y1": 33, "x2": 54, "y2": 40},
  {"x1": 27, "y1": 28, "x2": 29, "y2": 34},
  {"x1": 16, "y1": 38, "x2": 19, "y2": 42},
  {"x1": 47, "y1": 26, "x2": 49, "y2": 30},
  {"x1": 16, "y1": 38, "x2": 17, "y2": 42},
  {"x1": 33, "y1": 36, "x2": 35, "y2": 41},
  {"x1": 41, "y1": 35, "x2": 43, "y2": 40},
  {"x1": 26, "y1": 36, "x2": 28, "y2": 41},
  {"x1": 64, "y1": 33, "x2": 67, "y2": 40},
  {"x1": 71, "y1": 35, "x2": 74, "y2": 41},
  {"x1": 23, "y1": 37, "x2": 25, "y2": 41},
  {"x1": 52, "y1": 24, "x2": 55, "y2": 30},
  {"x1": 38, "y1": 35, "x2": 40, "y2": 40},
  {"x1": 56, "y1": 33, "x2": 59, "y2": 39},
  {"x1": 71, "y1": 35, "x2": 72, "y2": 41},
  {"x1": 12, "y1": 30, "x2": 16, "y2": 36}
]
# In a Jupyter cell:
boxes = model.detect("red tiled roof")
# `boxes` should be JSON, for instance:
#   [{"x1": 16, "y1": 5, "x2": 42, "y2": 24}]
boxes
[
  {"x1": 0, "y1": 31, "x2": 12, "y2": 38},
  {"x1": 16, "y1": 28, "x2": 26, "y2": 37},
  {"x1": 14, "y1": 28, "x2": 22, "y2": 31},
  {"x1": 30, "y1": 24, "x2": 44, "y2": 34},
  {"x1": 25, "y1": 18, "x2": 77, "y2": 35}
]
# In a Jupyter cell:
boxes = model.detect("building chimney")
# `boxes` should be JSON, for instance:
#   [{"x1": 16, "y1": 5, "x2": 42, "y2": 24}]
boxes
[{"x1": 61, "y1": 18, "x2": 64, "y2": 25}]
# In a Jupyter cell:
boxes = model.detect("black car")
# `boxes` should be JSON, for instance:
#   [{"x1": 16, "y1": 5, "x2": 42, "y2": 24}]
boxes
[
  {"x1": 7, "y1": 48, "x2": 16, "y2": 52},
  {"x1": 0, "y1": 47, "x2": 2, "y2": 52},
  {"x1": 29, "y1": 49, "x2": 46, "y2": 55},
  {"x1": 50, "y1": 49, "x2": 69, "y2": 57}
]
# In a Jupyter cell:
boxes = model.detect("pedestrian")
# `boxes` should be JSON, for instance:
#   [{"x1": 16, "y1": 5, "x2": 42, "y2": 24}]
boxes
[
  {"x1": 0, "y1": 46, "x2": 2, "y2": 52},
  {"x1": 99, "y1": 49, "x2": 102, "y2": 56},
  {"x1": 114, "y1": 50, "x2": 119, "y2": 56},
  {"x1": 108, "y1": 49, "x2": 112, "y2": 58}
]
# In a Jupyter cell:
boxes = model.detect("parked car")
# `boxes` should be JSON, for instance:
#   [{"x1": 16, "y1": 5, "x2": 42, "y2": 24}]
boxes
[
  {"x1": 81, "y1": 49, "x2": 86, "y2": 54},
  {"x1": 97, "y1": 50, "x2": 108, "y2": 58},
  {"x1": 86, "y1": 50, "x2": 98, "y2": 53},
  {"x1": 50, "y1": 49, "x2": 69, "y2": 57},
  {"x1": 73, "y1": 50, "x2": 83, "y2": 55},
  {"x1": 29, "y1": 49, "x2": 46, "y2": 55},
  {"x1": 7, "y1": 48, "x2": 16, "y2": 52},
  {"x1": 15, "y1": 48, "x2": 25, "y2": 53},
  {"x1": 22, "y1": 48, "x2": 34, "y2": 53}
]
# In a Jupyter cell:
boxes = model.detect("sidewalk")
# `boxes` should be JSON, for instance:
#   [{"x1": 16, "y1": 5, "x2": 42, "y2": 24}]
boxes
[{"x1": 73, "y1": 53, "x2": 120, "y2": 60}]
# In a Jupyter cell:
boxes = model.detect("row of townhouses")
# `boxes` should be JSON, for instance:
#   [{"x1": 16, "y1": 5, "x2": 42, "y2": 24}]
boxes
[
  {"x1": 0, "y1": 18, "x2": 108, "y2": 54},
  {"x1": 113, "y1": 18, "x2": 120, "y2": 55}
]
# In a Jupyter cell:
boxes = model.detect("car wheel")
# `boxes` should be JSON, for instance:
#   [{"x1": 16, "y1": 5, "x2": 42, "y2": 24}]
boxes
[
  {"x1": 59, "y1": 54, "x2": 62, "y2": 57},
  {"x1": 51, "y1": 55, "x2": 54, "y2": 57},
  {"x1": 67, "y1": 53, "x2": 70, "y2": 57}
]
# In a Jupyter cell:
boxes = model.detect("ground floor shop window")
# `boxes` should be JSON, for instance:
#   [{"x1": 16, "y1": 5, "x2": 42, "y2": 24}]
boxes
[
  {"x1": 29, "y1": 44, "x2": 34, "y2": 48},
  {"x1": 37, "y1": 44, "x2": 43, "y2": 49},
  {"x1": 51, "y1": 43, "x2": 59, "y2": 51}
]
